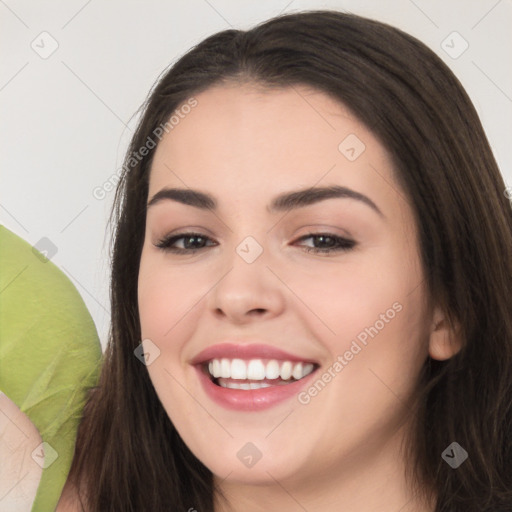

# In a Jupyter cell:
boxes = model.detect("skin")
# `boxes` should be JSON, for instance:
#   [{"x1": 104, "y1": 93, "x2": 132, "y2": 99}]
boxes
[
  {"x1": 0, "y1": 392, "x2": 81, "y2": 511},
  {"x1": 0, "y1": 392, "x2": 43, "y2": 511},
  {"x1": 136, "y1": 82, "x2": 461, "y2": 512}
]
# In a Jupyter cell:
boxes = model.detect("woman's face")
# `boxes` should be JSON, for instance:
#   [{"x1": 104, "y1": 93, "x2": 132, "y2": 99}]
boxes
[{"x1": 138, "y1": 83, "x2": 433, "y2": 486}]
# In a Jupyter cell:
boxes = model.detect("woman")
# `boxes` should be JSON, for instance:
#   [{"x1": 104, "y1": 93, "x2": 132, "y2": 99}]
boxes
[{"x1": 60, "y1": 9, "x2": 512, "y2": 511}]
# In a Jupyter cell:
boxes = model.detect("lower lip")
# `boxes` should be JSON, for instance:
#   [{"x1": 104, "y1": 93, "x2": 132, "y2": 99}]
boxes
[{"x1": 194, "y1": 365, "x2": 318, "y2": 411}]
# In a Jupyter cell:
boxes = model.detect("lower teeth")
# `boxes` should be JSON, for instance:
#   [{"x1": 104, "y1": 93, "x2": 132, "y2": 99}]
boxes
[{"x1": 216, "y1": 378, "x2": 297, "y2": 390}]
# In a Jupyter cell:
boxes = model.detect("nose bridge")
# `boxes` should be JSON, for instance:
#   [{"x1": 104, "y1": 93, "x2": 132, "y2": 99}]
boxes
[
  {"x1": 208, "y1": 229, "x2": 285, "y2": 322},
  {"x1": 219, "y1": 204, "x2": 272, "y2": 267},
  {"x1": 234, "y1": 234, "x2": 266, "y2": 265}
]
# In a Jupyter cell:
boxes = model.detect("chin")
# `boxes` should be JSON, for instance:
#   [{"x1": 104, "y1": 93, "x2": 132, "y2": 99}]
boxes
[{"x1": 191, "y1": 438, "x2": 309, "y2": 486}]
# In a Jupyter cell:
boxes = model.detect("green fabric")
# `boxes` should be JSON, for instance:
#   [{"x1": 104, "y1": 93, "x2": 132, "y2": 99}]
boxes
[{"x1": 0, "y1": 225, "x2": 103, "y2": 511}]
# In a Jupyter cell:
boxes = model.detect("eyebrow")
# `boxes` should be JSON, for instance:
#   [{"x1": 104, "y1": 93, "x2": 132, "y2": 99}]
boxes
[{"x1": 147, "y1": 185, "x2": 384, "y2": 218}]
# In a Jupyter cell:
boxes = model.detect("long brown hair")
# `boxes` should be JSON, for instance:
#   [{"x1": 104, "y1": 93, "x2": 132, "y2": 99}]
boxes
[{"x1": 67, "y1": 10, "x2": 512, "y2": 511}]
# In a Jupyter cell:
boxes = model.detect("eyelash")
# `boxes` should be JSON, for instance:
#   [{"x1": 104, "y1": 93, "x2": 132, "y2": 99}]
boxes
[{"x1": 154, "y1": 232, "x2": 356, "y2": 255}]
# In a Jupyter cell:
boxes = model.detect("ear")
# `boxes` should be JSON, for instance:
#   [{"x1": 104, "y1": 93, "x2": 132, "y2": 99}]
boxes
[{"x1": 428, "y1": 307, "x2": 463, "y2": 361}]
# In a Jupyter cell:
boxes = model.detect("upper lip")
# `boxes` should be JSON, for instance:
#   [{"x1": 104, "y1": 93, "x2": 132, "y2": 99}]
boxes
[{"x1": 190, "y1": 343, "x2": 319, "y2": 366}]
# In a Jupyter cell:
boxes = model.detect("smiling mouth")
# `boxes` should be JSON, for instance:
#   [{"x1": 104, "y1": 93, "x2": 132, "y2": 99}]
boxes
[{"x1": 202, "y1": 358, "x2": 320, "y2": 390}]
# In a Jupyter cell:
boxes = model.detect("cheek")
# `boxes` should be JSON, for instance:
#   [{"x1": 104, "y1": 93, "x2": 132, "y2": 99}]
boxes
[
  {"x1": 297, "y1": 252, "x2": 414, "y2": 343},
  {"x1": 137, "y1": 251, "x2": 201, "y2": 340},
  {"x1": 299, "y1": 241, "x2": 427, "y2": 385},
  {"x1": 137, "y1": 271, "x2": 174, "y2": 339},
  {"x1": 331, "y1": 277, "x2": 428, "y2": 407},
  {"x1": 296, "y1": 274, "x2": 428, "y2": 451},
  {"x1": 137, "y1": 254, "x2": 204, "y2": 416}
]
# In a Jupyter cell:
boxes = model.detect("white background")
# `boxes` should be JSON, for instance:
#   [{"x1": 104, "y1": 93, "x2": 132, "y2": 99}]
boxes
[{"x1": 1, "y1": 0, "x2": 511, "y2": 350}]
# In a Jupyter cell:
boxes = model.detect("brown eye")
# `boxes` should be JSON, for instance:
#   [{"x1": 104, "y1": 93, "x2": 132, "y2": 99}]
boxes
[
  {"x1": 155, "y1": 232, "x2": 217, "y2": 253},
  {"x1": 295, "y1": 233, "x2": 356, "y2": 254}
]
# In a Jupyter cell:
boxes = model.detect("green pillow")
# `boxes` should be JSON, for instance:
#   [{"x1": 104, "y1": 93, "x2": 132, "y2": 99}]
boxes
[{"x1": 0, "y1": 225, "x2": 102, "y2": 511}]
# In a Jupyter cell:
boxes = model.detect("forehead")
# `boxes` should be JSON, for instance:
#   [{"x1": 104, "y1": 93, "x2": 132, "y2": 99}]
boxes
[{"x1": 148, "y1": 83, "x2": 396, "y2": 204}]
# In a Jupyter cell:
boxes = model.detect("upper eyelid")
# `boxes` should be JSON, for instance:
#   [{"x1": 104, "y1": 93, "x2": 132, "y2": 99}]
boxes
[{"x1": 156, "y1": 222, "x2": 353, "y2": 238}]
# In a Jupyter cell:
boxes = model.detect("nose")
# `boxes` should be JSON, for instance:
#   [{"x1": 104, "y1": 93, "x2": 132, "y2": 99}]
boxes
[{"x1": 208, "y1": 243, "x2": 286, "y2": 325}]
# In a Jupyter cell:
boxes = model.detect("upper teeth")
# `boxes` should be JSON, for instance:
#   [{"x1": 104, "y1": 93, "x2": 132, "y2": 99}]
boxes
[{"x1": 207, "y1": 358, "x2": 315, "y2": 381}]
